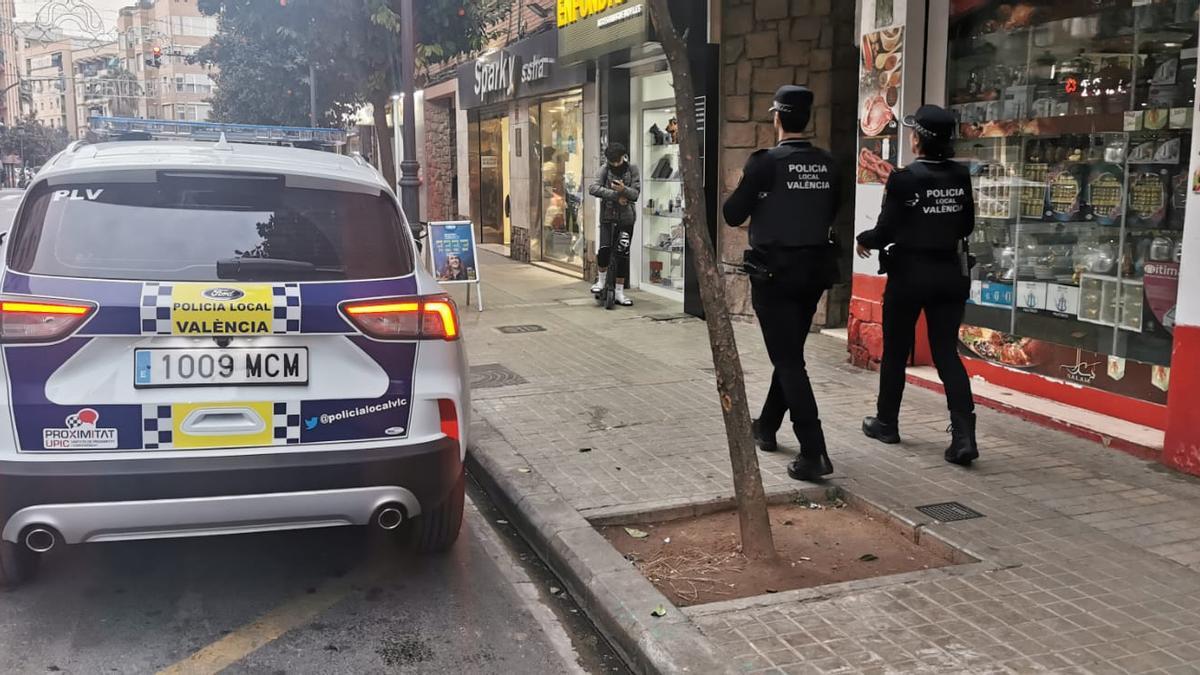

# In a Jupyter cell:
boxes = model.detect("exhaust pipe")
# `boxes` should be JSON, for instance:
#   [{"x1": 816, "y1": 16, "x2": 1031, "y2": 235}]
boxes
[
  {"x1": 23, "y1": 527, "x2": 56, "y2": 553},
  {"x1": 375, "y1": 504, "x2": 405, "y2": 531}
]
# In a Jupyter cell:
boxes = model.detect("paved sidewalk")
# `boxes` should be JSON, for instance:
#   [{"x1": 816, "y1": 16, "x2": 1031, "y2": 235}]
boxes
[{"x1": 462, "y1": 251, "x2": 1200, "y2": 674}]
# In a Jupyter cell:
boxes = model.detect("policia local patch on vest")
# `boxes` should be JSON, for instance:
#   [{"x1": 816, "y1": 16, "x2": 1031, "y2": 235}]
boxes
[
  {"x1": 785, "y1": 163, "x2": 833, "y2": 191},
  {"x1": 916, "y1": 187, "x2": 968, "y2": 215},
  {"x1": 140, "y1": 282, "x2": 303, "y2": 335}
]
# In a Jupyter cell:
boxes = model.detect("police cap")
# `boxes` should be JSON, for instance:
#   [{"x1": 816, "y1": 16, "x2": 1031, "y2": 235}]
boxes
[
  {"x1": 902, "y1": 104, "x2": 956, "y2": 141},
  {"x1": 768, "y1": 85, "x2": 814, "y2": 116}
]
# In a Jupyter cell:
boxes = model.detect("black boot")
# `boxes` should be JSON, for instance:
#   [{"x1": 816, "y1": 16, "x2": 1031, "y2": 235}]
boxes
[
  {"x1": 945, "y1": 411, "x2": 979, "y2": 466},
  {"x1": 752, "y1": 419, "x2": 777, "y2": 452},
  {"x1": 788, "y1": 422, "x2": 834, "y2": 481},
  {"x1": 862, "y1": 416, "x2": 901, "y2": 444}
]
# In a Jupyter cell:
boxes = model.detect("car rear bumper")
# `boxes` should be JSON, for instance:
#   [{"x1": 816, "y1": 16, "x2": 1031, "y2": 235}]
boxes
[{"x1": 0, "y1": 438, "x2": 462, "y2": 544}]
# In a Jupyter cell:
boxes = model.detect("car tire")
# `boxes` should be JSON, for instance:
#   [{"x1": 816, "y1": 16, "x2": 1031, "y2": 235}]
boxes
[
  {"x1": 0, "y1": 539, "x2": 37, "y2": 589},
  {"x1": 412, "y1": 471, "x2": 465, "y2": 554}
]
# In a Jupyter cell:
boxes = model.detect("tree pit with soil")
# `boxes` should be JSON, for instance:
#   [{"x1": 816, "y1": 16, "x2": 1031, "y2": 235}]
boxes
[{"x1": 599, "y1": 495, "x2": 960, "y2": 607}]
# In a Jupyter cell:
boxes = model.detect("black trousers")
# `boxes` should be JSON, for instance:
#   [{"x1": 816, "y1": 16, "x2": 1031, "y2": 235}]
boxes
[
  {"x1": 876, "y1": 269, "x2": 975, "y2": 424},
  {"x1": 597, "y1": 220, "x2": 632, "y2": 280},
  {"x1": 752, "y1": 250, "x2": 833, "y2": 434}
]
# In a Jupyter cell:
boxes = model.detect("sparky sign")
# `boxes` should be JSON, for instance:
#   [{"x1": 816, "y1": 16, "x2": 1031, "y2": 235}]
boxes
[{"x1": 474, "y1": 51, "x2": 516, "y2": 100}]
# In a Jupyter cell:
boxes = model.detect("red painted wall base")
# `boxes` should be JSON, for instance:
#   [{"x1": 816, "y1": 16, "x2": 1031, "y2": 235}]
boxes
[
  {"x1": 1164, "y1": 325, "x2": 1200, "y2": 476},
  {"x1": 847, "y1": 273, "x2": 1195, "y2": 476}
]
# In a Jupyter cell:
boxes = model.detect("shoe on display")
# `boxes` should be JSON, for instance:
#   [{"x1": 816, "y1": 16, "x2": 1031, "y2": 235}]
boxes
[
  {"x1": 862, "y1": 416, "x2": 901, "y2": 444},
  {"x1": 651, "y1": 156, "x2": 672, "y2": 180},
  {"x1": 648, "y1": 123, "x2": 664, "y2": 145},
  {"x1": 752, "y1": 418, "x2": 778, "y2": 452}
]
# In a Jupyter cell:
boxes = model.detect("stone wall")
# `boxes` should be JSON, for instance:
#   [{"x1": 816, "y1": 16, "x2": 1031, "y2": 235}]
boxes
[
  {"x1": 423, "y1": 98, "x2": 456, "y2": 222},
  {"x1": 719, "y1": 0, "x2": 857, "y2": 323}
]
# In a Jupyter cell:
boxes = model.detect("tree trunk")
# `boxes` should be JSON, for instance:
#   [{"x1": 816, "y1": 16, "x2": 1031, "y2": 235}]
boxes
[
  {"x1": 647, "y1": 0, "x2": 776, "y2": 561},
  {"x1": 373, "y1": 97, "x2": 396, "y2": 189}
]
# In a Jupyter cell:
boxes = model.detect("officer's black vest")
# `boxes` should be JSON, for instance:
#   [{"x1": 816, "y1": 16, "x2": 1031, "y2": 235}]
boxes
[
  {"x1": 893, "y1": 160, "x2": 973, "y2": 252},
  {"x1": 750, "y1": 143, "x2": 837, "y2": 249}
]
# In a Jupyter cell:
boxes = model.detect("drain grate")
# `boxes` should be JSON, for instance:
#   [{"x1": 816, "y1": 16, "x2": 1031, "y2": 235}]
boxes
[
  {"x1": 469, "y1": 364, "x2": 528, "y2": 389},
  {"x1": 496, "y1": 324, "x2": 546, "y2": 334},
  {"x1": 916, "y1": 501, "x2": 984, "y2": 523}
]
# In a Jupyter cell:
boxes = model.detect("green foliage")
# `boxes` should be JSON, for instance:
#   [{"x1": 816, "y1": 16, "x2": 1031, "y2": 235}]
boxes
[
  {"x1": 0, "y1": 116, "x2": 70, "y2": 168},
  {"x1": 195, "y1": 0, "x2": 510, "y2": 127}
]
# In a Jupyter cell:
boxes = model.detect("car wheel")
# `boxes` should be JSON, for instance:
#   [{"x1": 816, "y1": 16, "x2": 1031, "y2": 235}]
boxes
[
  {"x1": 0, "y1": 539, "x2": 37, "y2": 589},
  {"x1": 412, "y1": 471, "x2": 465, "y2": 554}
]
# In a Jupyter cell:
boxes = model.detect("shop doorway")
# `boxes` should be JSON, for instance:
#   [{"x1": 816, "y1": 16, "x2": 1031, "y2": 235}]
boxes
[{"x1": 478, "y1": 116, "x2": 511, "y2": 246}]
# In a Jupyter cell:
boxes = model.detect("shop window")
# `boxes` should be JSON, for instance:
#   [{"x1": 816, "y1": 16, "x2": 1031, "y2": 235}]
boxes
[
  {"x1": 638, "y1": 70, "x2": 685, "y2": 297},
  {"x1": 535, "y1": 93, "x2": 584, "y2": 269},
  {"x1": 947, "y1": 0, "x2": 1196, "y2": 404}
]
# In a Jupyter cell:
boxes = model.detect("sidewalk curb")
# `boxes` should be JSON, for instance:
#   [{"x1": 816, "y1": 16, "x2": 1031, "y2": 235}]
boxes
[{"x1": 466, "y1": 418, "x2": 737, "y2": 675}]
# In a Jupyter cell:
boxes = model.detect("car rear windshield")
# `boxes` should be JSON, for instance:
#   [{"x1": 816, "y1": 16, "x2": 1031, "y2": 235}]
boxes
[{"x1": 8, "y1": 171, "x2": 414, "y2": 281}]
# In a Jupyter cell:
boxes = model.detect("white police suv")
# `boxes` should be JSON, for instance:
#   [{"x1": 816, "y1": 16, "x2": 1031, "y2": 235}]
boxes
[{"x1": 0, "y1": 132, "x2": 468, "y2": 586}]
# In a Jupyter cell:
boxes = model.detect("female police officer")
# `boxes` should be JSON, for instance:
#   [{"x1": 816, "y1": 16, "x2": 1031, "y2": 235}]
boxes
[{"x1": 855, "y1": 105, "x2": 979, "y2": 466}]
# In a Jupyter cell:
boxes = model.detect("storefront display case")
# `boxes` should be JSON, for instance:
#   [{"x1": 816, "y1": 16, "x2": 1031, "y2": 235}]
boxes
[
  {"x1": 947, "y1": 0, "x2": 1194, "y2": 403},
  {"x1": 640, "y1": 105, "x2": 685, "y2": 297}
]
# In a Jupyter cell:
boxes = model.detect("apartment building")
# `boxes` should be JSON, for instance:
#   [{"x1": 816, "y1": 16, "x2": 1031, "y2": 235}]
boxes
[
  {"x1": 20, "y1": 30, "x2": 77, "y2": 133},
  {"x1": 0, "y1": 0, "x2": 17, "y2": 126},
  {"x1": 117, "y1": 0, "x2": 217, "y2": 121}
]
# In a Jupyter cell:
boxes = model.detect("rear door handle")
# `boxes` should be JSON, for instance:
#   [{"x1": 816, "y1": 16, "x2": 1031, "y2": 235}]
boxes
[{"x1": 180, "y1": 408, "x2": 266, "y2": 436}]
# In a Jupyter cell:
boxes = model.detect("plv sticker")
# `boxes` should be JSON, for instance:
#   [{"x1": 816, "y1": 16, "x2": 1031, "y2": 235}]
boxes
[{"x1": 141, "y1": 283, "x2": 301, "y2": 335}]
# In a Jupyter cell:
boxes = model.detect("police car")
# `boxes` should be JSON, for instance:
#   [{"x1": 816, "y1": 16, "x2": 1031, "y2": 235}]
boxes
[{"x1": 0, "y1": 123, "x2": 468, "y2": 586}]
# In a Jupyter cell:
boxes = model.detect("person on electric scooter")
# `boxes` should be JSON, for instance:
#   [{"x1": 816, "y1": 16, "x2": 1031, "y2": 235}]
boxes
[{"x1": 589, "y1": 143, "x2": 640, "y2": 306}]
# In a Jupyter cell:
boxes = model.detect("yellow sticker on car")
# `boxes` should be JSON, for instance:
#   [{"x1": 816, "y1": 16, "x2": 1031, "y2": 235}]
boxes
[
  {"x1": 140, "y1": 282, "x2": 302, "y2": 335},
  {"x1": 142, "y1": 402, "x2": 300, "y2": 450}
]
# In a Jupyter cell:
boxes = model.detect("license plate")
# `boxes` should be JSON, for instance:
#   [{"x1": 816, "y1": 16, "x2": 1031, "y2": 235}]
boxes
[{"x1": 134, "y1": 348, "x2": 309, "y2": 388}]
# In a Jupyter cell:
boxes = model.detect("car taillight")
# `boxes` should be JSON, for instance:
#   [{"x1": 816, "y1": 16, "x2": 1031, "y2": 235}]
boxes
[
  {"x1": 341, "y1": 295, "x2": 460, "y2": 340},
  {"x1": 0, "y1": 298, "x2": 96, "y2": 343}
]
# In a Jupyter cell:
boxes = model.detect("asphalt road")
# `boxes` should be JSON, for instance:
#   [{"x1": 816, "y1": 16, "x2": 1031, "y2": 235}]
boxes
[
  {"x1": 0, "y1": 188, "x2": 23, "y2": 232},
  {"x1": 0, "y1": 477, "x2": 628, "y2": 674}
]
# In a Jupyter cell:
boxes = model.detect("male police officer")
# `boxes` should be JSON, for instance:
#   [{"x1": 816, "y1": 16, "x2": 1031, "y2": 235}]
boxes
[
  {"x1": 856, "y1": 104, "x2": 979, "y2": 465},
  {"x1": 722, "y1": 85, "x2": 841, "y2": 481}
]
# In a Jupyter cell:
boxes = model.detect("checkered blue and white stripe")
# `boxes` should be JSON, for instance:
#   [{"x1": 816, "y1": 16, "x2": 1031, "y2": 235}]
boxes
[
  {"x1": 141, "y1": 404, "x2": 174, "y2": 450},
  {"x1": 273, "y1": 401, "x2": 301, "y2": 445},
  {"x1": 272, "y1": 284, "x2": 302, "y2": 334},
  {"x1": 140, "y1": 283, "x2": 175, "y2": 335}
]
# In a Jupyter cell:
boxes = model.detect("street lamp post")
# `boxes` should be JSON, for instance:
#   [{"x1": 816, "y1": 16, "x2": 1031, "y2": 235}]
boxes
[{"x1": 397, "y1": 0, "x2": 421, "y2": 224}]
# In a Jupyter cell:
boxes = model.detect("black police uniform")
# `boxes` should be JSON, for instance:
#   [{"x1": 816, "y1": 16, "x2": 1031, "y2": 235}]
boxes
[
  {"x1": 856, "y1": 105, "x2": 979, "y2": 465},
  {"x1": 722, "y1": 85, "x2": 840, "y2": 481}
]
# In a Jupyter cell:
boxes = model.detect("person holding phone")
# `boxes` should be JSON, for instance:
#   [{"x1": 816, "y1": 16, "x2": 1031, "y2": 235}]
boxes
[{"x1": 589, "y1": 143, "x2": 641, "y2": 306}]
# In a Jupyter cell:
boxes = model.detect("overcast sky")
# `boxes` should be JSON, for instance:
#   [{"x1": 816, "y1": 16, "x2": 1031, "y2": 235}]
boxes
[{"x1": 15, "y1": 0, "x2": 134, "y2": 35}]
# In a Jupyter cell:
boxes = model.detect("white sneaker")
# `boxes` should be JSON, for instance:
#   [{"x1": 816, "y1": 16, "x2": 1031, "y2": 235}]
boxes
[
  {"x1": 615, "y1": 290, "x2": 633, "y2": 306},
  {"x1": 591, "y1": 271, "x2": 607, "y2": 294}
]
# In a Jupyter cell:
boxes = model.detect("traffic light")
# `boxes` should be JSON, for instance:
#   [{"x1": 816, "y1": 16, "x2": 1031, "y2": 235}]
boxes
[{"x1": 145, "y1": 46, "x2": 162, "y2": 68}]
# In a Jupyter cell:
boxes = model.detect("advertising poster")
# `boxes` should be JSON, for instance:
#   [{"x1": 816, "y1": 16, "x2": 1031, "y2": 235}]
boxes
[
  {"x1": 958, "y1": 326, "x2": 1170, "y2": 403},
  {"x1": 428, "y1": 221, "x2": 480, "y2": 284},
  {"x1": 858, "y1": 26, "x2": 904, "y2": 185}
]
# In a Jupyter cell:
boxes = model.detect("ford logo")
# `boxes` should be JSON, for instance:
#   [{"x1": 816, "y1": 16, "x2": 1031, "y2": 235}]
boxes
[{"x1": 202, "y1": 287, "x2": 245, "y2": 301}]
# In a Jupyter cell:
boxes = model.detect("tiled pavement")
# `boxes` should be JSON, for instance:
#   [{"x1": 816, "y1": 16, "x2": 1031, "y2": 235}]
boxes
[{"x1": 462, "y1": 251, "x2": 1200, "y2": 674}]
